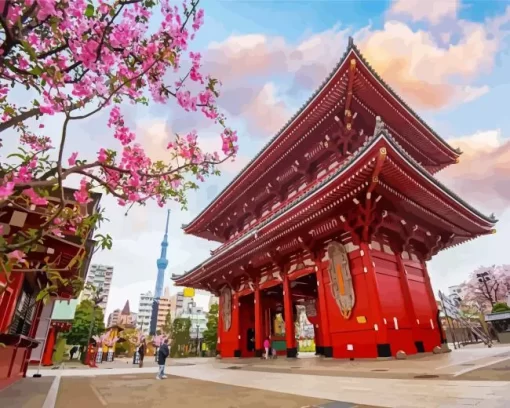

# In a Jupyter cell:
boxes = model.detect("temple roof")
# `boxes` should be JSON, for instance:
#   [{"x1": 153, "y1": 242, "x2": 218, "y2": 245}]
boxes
[
  {"x1": 173, "y1": 129, "x2": 495, "y2": 288},
  {"x1": 121, "y1": 300, "x2": 131, "y2": 315},
  {"x1": 184, "y1": 37, "x2": 461, "y2": 240}
]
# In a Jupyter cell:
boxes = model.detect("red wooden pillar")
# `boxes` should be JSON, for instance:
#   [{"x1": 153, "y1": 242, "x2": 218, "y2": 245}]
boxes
[
  {"x1": 315, "y1": 266, "x2": 332, "y2": 357},
  {"x1": 42, "y1": 327, "x2": 56, "y2": 366},
  {"x1": 395, "y1": 253, "x2": 420, "y2": 343},
  {"x1": 217, "y1": 294, "x2": 223, "y2": 357},
  {"x1": 359, "y1": 242, "x2": 390, "y2": 357},
  {"x1": 254, "y1": 285, "x2": 263, "y2": 357},
  {"x1": 421, "y1": 262, "x2": 441, "y2": 350},
  {"x1": 233, "y1": 293, "x2": 241, "y2": 357},
  {"x1": 283, "y1": 273, "x2": 297, "y2": 358}
]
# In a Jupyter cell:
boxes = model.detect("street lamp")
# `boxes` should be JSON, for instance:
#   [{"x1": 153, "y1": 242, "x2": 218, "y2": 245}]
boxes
[{"x1": 477, "y1": 271, "x2": 496, "y2": 306}]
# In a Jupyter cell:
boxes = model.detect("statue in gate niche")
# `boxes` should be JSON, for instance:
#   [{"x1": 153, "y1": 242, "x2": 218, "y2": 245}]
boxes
[
  {"x1": 327, "y1": 241, "x2": 355, "y2": 319},
  {"x1": 220, "y1": 286, "x2": 232, "y2": 331}
]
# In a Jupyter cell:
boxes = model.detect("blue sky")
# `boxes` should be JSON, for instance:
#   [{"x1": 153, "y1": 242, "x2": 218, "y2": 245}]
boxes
[{"x1": 59, "y1": 0, "x2": 510, "y2": 317}]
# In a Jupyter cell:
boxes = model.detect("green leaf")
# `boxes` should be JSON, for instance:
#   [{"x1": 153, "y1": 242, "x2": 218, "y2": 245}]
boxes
[
  {"x1": 85, "y1": 4, "x2": 95, "y2": 17},
  {"x1": 30, "y1": 66, "x2": 43, "y2": 76}
]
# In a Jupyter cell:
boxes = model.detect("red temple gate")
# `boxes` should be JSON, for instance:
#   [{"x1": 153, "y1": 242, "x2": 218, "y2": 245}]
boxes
[
  {"x1": 173, "y1": 38, "x2": 496, "y2": 359},
  {"x1": 0, "y1": 189, "x2": 100, "y2": 389}
]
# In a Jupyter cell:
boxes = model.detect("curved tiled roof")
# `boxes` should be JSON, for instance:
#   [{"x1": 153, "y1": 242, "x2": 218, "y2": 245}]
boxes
[
  {"x1": 184, "y1": 37, "x2": 459, "y2": 234},
  {"x1": 174, "y1": 130, "x2": 495, "y2": 285}
]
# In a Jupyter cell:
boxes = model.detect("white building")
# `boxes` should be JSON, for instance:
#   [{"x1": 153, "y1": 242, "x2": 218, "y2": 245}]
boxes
[
  {"x1": 180, "y1": 305, "x2": 208, "y2": 340},
  {"x1": 208, "y1": 295, "x2": 218, "y2": 310},
  {"x1": 448, "y1": 285, "x2": 463, "y2": 304},
  {"x1": 81, "y1": 264, "x2": 114, "y2": 311},
  {"x1": 137, "y1": 291, "x2": 153, "y2": 334},
  {"x1": 170, "y1": 291, "x2": 195, "y2": 319}
]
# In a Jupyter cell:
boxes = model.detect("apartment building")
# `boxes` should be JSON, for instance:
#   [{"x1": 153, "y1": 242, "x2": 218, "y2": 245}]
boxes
[{"x1": 82, "y1": 264, "x2": 114, "y2": 311}]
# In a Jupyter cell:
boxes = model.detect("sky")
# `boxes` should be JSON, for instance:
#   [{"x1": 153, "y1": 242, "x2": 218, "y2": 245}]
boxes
[{"x1": 7, "y1": 0, "x2": 510, "y2": 318}]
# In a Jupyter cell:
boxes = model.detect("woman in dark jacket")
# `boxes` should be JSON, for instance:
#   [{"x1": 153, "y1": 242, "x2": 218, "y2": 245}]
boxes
[{"x1": 138, "y1": 339, "x2": 146, "y2": 368}]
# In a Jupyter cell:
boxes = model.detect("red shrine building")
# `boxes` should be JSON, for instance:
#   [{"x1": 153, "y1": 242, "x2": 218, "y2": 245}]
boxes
[
  {"x1": 0, "y1": 188, "x2": 100, "y2": 388},
  {"x1": 173, "y1": 38, "x2": 497, "y2": 360}
]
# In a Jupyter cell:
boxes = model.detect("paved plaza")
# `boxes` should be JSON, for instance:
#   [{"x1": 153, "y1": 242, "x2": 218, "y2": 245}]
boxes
[{"x1": 3, "y1": 344, "x2": 510, "y2": 407}]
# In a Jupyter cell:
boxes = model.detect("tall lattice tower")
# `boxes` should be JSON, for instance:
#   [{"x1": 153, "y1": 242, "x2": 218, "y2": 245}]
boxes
[{"x1": 149, "y1": 209, "x2": 170, "y2": 335}]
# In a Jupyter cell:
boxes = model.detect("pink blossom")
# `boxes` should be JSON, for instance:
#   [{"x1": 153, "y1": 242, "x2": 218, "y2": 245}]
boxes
[
  {"x1": 68, "y1": 152, "x2": 78, "y2": 166},
  {"x1": 23, "y1": 188, "x2": 49, "y2": 206},
  {"x1": 0, "y1": 182, "x2": 15, "y2": 200},
  {"x1": 98, "y1": 148, "x2": 108, "y2": 163},
  {"x1": 7, "y1": 250, "x2": 26, "y2": 263}
]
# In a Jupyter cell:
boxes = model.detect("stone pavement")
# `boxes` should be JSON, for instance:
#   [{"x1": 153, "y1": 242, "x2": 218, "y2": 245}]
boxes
[
  {"x1": 55, "y1": 374, "x2": 378, "y2": 408},
  {"x1": 16, "y1": 344, "x2": 510, "y2": 408}
]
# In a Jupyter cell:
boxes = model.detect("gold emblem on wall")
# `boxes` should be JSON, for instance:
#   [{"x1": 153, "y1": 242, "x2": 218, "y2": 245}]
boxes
[
  {"x1": 220, "y1": 286, "x2": 232, "y2": 331},
  {"x1": 327, "y1": 241, "x2": 355, "y2": 319}
]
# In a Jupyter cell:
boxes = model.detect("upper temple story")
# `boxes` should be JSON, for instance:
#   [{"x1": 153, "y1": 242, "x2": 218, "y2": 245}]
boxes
[{"x1": 183, "y1": 37, "x2": 465, "y2": 246}]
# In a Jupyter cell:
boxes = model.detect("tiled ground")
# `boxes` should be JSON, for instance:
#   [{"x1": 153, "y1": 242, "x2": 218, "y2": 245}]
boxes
[
  {"x1": 56, "y1": 374, "x2": 378, "y2": 408},
  {"x1": 0, "y1": 377, "x2": 54, "y2": 408}
]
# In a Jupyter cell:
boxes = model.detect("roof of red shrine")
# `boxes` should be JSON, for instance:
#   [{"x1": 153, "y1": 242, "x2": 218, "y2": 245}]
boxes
[
  {"x1": 183, "y1": 37, "x2": 465, "y2": 242},
  {"x1": 173, "y1": 130, "x2": 496, "y2": 288}
]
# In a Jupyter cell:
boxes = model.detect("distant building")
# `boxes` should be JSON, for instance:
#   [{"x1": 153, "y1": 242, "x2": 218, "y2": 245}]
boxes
[
  {"x1": 82, "y1": 264, "x2": 114, "y2": 311},
  {"x1": 117, "y1": 301, "x2": 136, "y2": 328},
  {"x1": 107, "y1": 309, "x2": 120, "y2": 327},
  {"x1": 157, "y1": 287, "x2": 172, "y2": 333},
  {"x1": 170, "y1": 291, "x2": 195, "y2": 319},
  {"x1": 137, "y1": 291, "x2": 153, "y2": 334},
  {"x1": 208, "y1": 295, "x2": 218, "y2": 310},
  {"x1": 179, "y1": 304, "x2": 207, "y2": 340}
]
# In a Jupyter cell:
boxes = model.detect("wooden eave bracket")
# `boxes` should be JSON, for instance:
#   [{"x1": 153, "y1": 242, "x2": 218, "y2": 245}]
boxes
[{"x1": 338, "y1": 148, "x2": 387, "y2": 244}]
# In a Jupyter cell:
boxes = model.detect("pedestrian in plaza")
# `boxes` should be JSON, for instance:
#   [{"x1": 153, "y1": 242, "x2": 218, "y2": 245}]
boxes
[
  {"x1": 156, "y1": 339, "x2": 170, "y2": 380},
  {"x1": 263, "y1": 337, "x2": 270, "y2": 360},
  {"x1": 138, "y1": 339, "x2": 146, "y2": 368},
  {"x1": 69, "y1": 346, "x2": 78, "y2": 361}
]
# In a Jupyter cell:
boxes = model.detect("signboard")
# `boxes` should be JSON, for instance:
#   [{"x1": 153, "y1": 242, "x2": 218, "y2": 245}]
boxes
[
  {"x1": 485, "y1": 312, "x2": 510, "y2": 322},
  {"x1": 438, "y1": 291, "x2": 461, "y2": 319},
  {"x1": 183, "y1": 288, "x2": 195, "y2": 298}
]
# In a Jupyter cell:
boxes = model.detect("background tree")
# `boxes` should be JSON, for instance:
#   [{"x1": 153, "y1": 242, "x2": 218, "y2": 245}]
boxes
[
  {"x1": 492, "y1": 302, "x2": 510, "y2": 313},
  {"x1": 202, "y1": 303, "x2": 218, "y2": 352},
  {"x1": 170, "y1": 317, "x2": 191, "y2": 357},
  {"x1": 460, "y1": 265, "x2": 510, "y2": 313},
  {"x1": 64, "y1": 299, "x2": 105, "y2": 348},
  {"x1": 0, "y1": 0, "x2": 238, "y2": 300},
  {"x1": 162, "y1": 311, "x2": 172, "y2": 337}
]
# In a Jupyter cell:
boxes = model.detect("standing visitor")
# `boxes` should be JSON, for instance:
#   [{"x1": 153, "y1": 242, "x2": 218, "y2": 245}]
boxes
[
  {"x1": 263, "y1": 337, "x2": 270, "y2": 360},
  {"x1": 156, "y1": 339, "x2": 170, "y2": 380},
  {"x1": 138, "y1": 339, "x2": 146, "y2": 368},
  {"x1": 69, "y1": 346, "x2": 78, "y2": 361}
]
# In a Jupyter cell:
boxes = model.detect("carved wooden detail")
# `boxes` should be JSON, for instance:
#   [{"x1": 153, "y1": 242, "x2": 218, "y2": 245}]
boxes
[{"x1": 327, "y1": 241, "x2": 355, "y2": 319}]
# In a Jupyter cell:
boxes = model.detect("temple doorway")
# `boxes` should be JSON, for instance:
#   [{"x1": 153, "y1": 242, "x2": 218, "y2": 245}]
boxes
[
  {"x1": 291, "y1": 273, "x2": 319, "y2": 356},
  {"x1": 239, "y1": 293, "x2": 256, "y2": 357}
]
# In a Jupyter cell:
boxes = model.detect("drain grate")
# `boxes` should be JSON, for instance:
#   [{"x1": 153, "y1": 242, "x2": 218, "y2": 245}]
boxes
[
  {"x1": 460, "y1": 363, "x2": 476, "y2": 366},
  {"x1": 414, "y1": 374, "x2": 439, "y2": 379},
  {"x1": 226, "y1": 366, "x2": 242, "y2": 370},
  {"x1": 371, "y1": 369, "x2": 388, "y2": 372}
]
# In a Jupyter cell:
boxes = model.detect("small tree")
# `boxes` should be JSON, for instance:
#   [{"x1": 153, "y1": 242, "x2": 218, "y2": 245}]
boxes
[
  {"x1": 202, "y1": 303, "x2": 218, "y2": 352},
  {"x1": 170, "y1": 317, "x2": 191, "y2": 357},
  {"x1": 162, "y1": 311, "x2": 172, "y2": 337},
  {"x1": 461, "y1": 265, "x2": 510, "y2": 313},
  {"x1": 64, "y1": 299, "x2": 105, "y2": 348},
  {"x1": 492, "y1": 302, "x2": 510, "y2": 313}
]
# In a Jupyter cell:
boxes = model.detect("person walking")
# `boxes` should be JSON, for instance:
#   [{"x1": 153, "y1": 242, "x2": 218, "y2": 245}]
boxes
[
  {"x1": 69, "y1": 346, "x2": 78, "y2": 361},
  {"x1": 263, "y1": 337, "x2": 270, "y2": 360},
  {"x1": 156, "y1": 339, "x2": 170, "y2": 380},
  {"x1": 138, "y1": 339, "x2": 146, "y2": 368}
]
